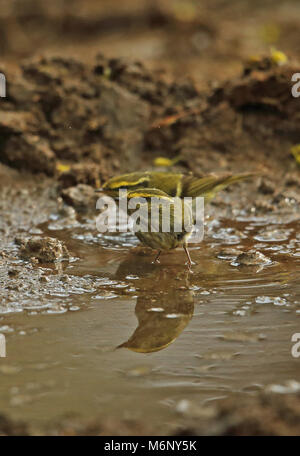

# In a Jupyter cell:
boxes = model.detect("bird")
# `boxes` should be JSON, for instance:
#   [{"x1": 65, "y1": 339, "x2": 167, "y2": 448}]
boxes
[
  {"x1": 125, "y1": 188, "x2": 194, "y2": 269},
  {"x1": 100, "y1": 170, "x2": 254, "y2": 202},
  {"x1": 97, "y1": 171, "x2": 255, "y2": 270}
]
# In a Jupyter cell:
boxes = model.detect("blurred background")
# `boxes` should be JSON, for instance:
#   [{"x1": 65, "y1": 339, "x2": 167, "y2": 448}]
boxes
[{"x1": 1, "y1": 0, "x2": 300, "y2": 88}]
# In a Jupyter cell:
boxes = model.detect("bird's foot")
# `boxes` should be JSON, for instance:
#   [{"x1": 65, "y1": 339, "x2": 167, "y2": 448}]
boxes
[
  {"x1": 185, "y1": 261, "x2": 194, "y2": 273},
  {"x1": 152, "y1": 259, "x2": 160, "y2": 264},
  {"x1": 152, "y1": 250, "x2": 161, "y2": 264}
]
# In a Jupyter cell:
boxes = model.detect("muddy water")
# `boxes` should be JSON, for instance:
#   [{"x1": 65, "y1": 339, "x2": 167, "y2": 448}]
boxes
[{"x1": 0, "y1": 215, "x2": 300, "y2": 431}]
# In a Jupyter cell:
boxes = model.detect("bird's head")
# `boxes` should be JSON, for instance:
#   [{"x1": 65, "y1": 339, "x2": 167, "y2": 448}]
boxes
[
  {"x1": 127, "y1": 188, "x2": 173, "y2": 202},
  {"x1": 98, "y1": 172, "x2": 151, "y2": 198}
]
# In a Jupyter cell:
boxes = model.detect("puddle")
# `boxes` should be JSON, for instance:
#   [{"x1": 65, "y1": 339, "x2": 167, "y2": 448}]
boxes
[{"x1": 0, "y1": 216, "x2": 300, "y2": 431}]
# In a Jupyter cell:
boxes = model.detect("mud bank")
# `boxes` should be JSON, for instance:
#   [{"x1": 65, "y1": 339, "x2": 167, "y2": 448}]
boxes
[
  {"x1": 1, "y1": 54, "x2": 300, "y2": 184},
  {"x1": 1, "y1": 391, "x2": 300, "y2": 436}
]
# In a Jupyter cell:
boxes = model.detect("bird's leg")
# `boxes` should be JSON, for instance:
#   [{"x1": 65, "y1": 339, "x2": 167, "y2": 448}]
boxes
[
  {"x1": 183, "y1": 244, "x2": 193, "y2": 272},
  {"x1": 153, "y1": 250, "x2": 161, "y2": 264}
]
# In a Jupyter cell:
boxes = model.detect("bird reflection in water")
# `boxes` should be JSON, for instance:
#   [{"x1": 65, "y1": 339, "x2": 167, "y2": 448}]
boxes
[{"x1": 114, "y1": 252, "x2": 194, "y2": 353}]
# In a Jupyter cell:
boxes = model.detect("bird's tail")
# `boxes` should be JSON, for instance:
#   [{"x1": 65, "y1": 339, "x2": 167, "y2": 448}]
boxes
[{"x1": 184, "y1": 173, "x2": 256, "y2": 200}]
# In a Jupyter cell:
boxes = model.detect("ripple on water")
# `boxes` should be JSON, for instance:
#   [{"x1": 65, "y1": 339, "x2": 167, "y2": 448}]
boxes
[
  {"x1": 266, "y1": 380, "x2": 300, "y2": 394},
  {"x1": 211, "y1": 227, "x2": 246, "y2": 245},
  {"x1": 0, "y1": 216, "x2": 299, "y2": 425},
  {"x1": 72, "y1": 231, "x2": 138, "y2": 249},
  {"x1": 254, "y1": 226, "x2": 294, "y2": 242},
  {"x1": 255, "y1": 296, "x2": 289, "y2": 306}
]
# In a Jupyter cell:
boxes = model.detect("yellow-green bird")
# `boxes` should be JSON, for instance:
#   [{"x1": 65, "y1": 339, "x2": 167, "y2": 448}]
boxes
[
  {"x1": 97, "y1": 171, "x2": 254, "y2": 269},
  {"x1": 101, "y1": 171, "x2": 253, "y2": 202},
  {"x1": 126, "y1": 188, "x2": 194, "y2": 269}
]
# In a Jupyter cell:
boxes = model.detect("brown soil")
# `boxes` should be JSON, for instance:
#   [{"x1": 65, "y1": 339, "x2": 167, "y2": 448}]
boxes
[
  {"x1": 1, "y1": 391, "x2": 300, "y2": 436},
  {"x1": 1, "y1": 53, "x2": 300, "y2": 221}
]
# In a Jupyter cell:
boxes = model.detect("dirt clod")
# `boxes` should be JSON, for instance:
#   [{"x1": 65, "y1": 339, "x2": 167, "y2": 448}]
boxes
[
  {"x1": 0, "y1": 414, "x2": 28, "y2": 436},
  {"x1": 235, "y1": 251, "x2": 272, "y2": 266},
  {"x1": 18, "y1": 236, "x2": 69, "y2": 263},
  {"x1": 58, "y1": 162, "x2": 102, "y2": 189},
  {"x1": 61, "y1": 184, "x2": 98, "y2": 213}
]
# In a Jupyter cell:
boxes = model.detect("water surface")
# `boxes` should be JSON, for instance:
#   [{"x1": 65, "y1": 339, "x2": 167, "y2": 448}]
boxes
[{"x1": 0, "y1": 217, "x2": 299, "y2": 431}]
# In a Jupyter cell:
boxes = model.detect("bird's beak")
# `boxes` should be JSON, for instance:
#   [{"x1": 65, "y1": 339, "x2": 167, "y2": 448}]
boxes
[{"x1": 95, "y1": 188, "x2": 104, "y2": 193}]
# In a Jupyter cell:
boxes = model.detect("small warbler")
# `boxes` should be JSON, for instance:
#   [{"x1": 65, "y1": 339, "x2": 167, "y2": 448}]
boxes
[
  {"x1": 100, "y1": 171, "x2": 253, "y2": 202},
  {"x1": 126, "y1": 188, "x2": 194, "y2": 269},
  {"x1": 97, "y1": 171, "x2": 254, "y2": 269}
]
